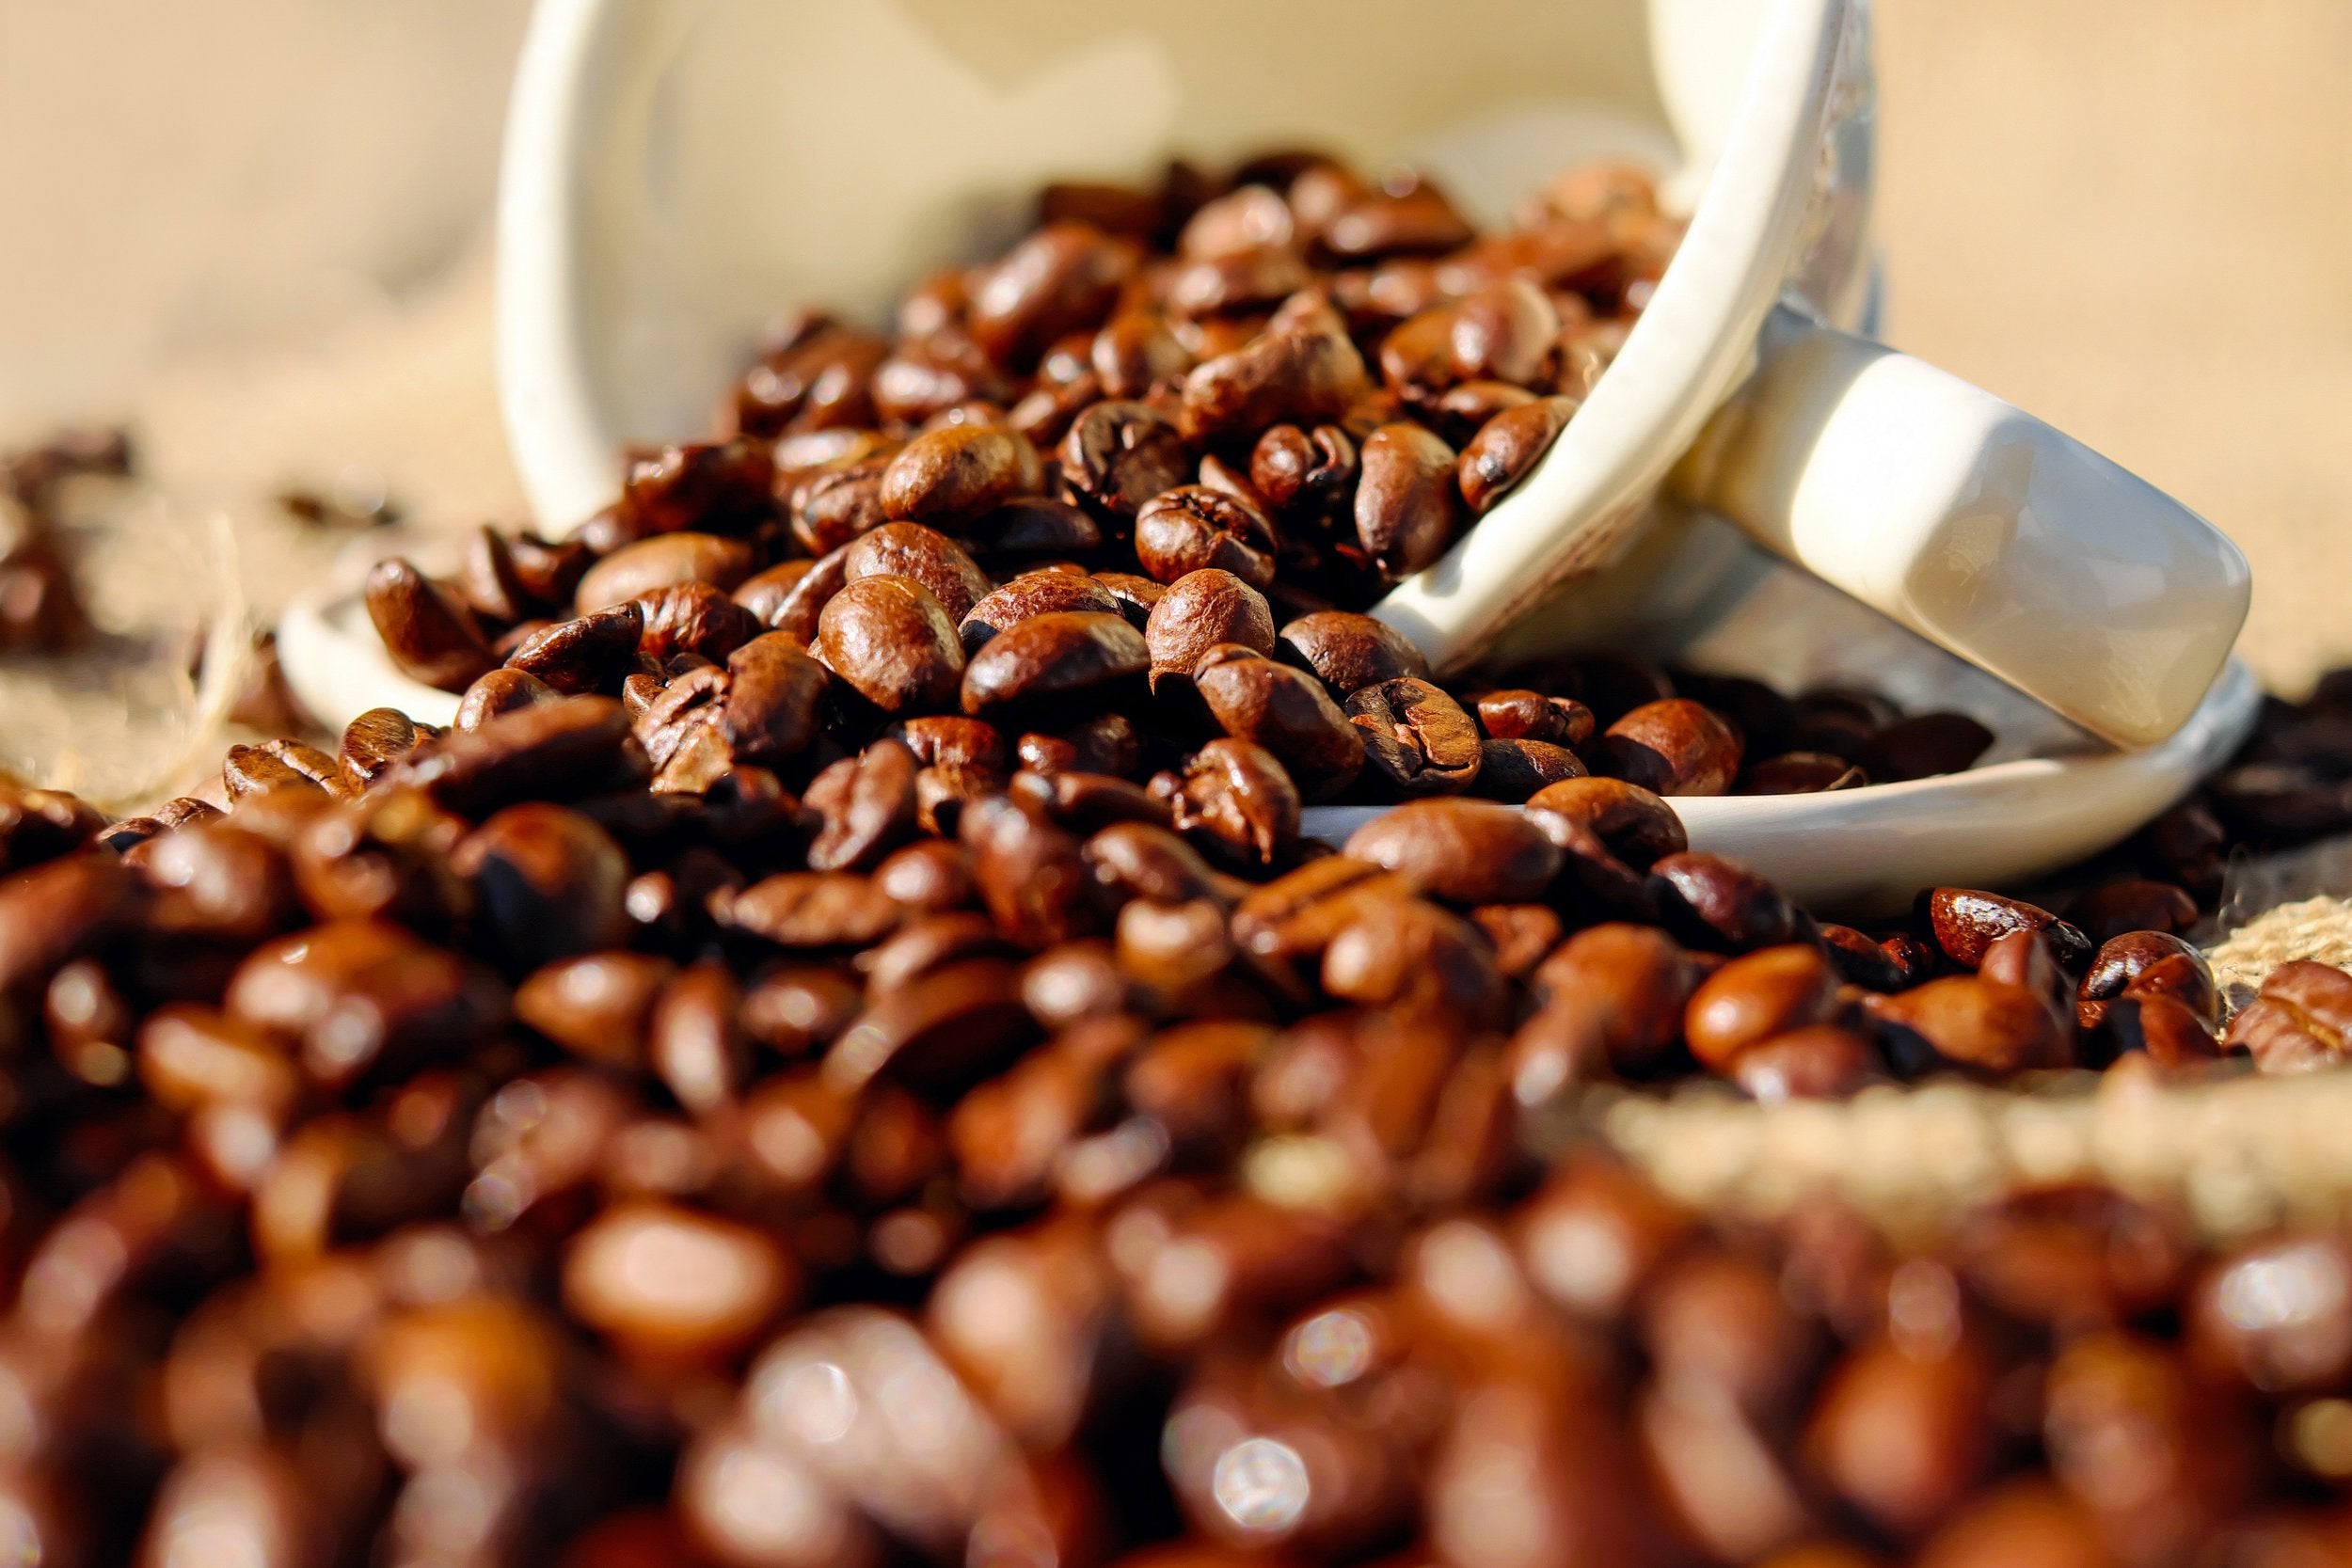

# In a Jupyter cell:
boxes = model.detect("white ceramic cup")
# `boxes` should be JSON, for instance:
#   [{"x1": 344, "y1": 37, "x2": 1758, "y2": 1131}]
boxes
[{"x1": 492, "y1": 0, "x2": 2248, "y2": 748}]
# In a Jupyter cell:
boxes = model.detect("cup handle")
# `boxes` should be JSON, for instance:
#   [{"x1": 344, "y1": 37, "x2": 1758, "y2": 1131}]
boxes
[{"x1": 1670, "y1": 303, "x2": 2250, "y2": 748}]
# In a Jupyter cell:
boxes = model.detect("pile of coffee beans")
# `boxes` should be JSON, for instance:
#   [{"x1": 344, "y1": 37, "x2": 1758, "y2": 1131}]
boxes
[
  {"x1": 362, "y1": 153, "x2": 1998, "y2": 805},
  {"x1": 6, "y1": 154, "x2": 2352, "y2": 1564}
]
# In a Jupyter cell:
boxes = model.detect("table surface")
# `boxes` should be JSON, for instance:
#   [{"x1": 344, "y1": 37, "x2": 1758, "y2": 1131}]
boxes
[{"x1": 3, "y1": 0, "x2": 2346, "y2": 694}]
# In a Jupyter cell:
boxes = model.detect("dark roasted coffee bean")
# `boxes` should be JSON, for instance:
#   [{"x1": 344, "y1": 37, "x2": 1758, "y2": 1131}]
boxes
[
  {"x1": 1857, "y1": 712, "x2": 1994, "y2": 782},
  {"x1": 719, "y1": 871, "x2": 903, "y2": 950},
  {"x1": 632, "y1": 581, "x2": 762, "y2": 664},
  {"x1": 2223, "y1": 959, "x2": 2352, "y2": 1073},
  {"x1": 961, "y1": 610, "x2": 1147, "y2": 720},
  {"x1": 1273, "y1": 610, "x2": 1431, "y2": 701},
  {"x1": 738, "y1": 549, "x2": 845, "y2": 641},
  {"x1": 1133, "y1": 484, "x2": 1279, "y2": 590},
  {"x1": 1684, "y1": 944, "x2": 1842, "y2": 1069},
  {"x1": 1475, "y1": 688, "x2": 1594, "y2": 747},
  {"x1": 966, "y1": 220, "x2": 1135, "y2": 371},
  {"x1": 1817, "y1": 924, "x2": 1910, "y2": 991},
  {"x1": 1869, "y1": 974, "x2": 2071, "y2": 1073},
  {"x1": 2068, "y1": 879, "x2": 2198, "y2": 944},
  {"x1": 2078, "y1": 932, "x2": 2218, "y2": 1035},
  {"x1": 1159, "y1": 737, "x2": 1301, "y2": 870},
  {"x1": 621, "y1": 439, "x2": 776, "y2": 536},
  {"x1": 514, "y1": 951, "x2": 675, "y2": 1067},
  {"x1": 1144, "y1": 569, "x2": 1275, "y2": 691},
  {"x1": 1597, "y1": 699, "x2": 1742, "y2": 796},
  {"x1": 1092, "y1": 309, "x2": 1195, "y2": 397},
  {"x1": 1057, "y1": 400, "x2": 1191, "y2": 520},
  {"x1": 1353, "y1": 423, "x2": 1460, "y2": 577},
  {"x1": 1344, "y1": 797, "x2": 1562, "y2": 906},
  {"x1": 2104, "y1": 992, "x2": 2221, "y2": 1069},
  {"x1": 961, "y1": 497, "x2": 1103, "y2": 561},
  {"x1": 453, "y1": 803, "x2": 632, "y2": 967},
  {"x1": 1179, "y1": 323, "x2": 1370, "y2": 445},
  {"x1": 1525, "y1": 776, "x2": 1687, "y2": 866},
  {"x1": 804, "y1": 739, "x2": 919, "y2": 872},
  {"x1": 816, "y1": 575, "x2": 964, "y2": 714},
  {"x1": 576, "y1": 533, "x2": 755, "y2": 613},
  {"x1": 880, "y1": 422, "x2": 1039, "y2": 526},
  {"x1": 1740, "y1": 752, "x2": 1867, "y2": 794},
  {"x1": 1195, "y1": 653, "x2": 1364, "y2": 800},
  {"x1": 961, "y1": 570, "x2": 1122, "y2": 654},
  {"x1": 1346, "y1": 677, "x2": 1482, "y2": 795},
  {"x1": 1091, "y1": 570, "x2": 1167, "y2": 630},
  {"x1": 457, "y1": 667, "x2": 559, "y2": 732},
  {"x1": 1649, "y1": 851, "x2": 1800, "y2": 952},
  {"x1": 1921, "y1": 888, "x2": 2091, "y2": 971},
  {"x1": 365, "y1": 558, "x2": 496, "y2": 691},
  {"x1": 505, "y1": 601, "x2": 645, "y2": 694},
  {"x1": 1470, "y1": 736, "x2": 1587, "y2": 800},
  {"x1": 839, "y1": 522, "x2": 992, "y2": 623},
  {"x1": 391, "y1": 696, "x2": 644, "y2": 815},
  {"x1": 1249, "y1": 422, "x2": 1358, "y2": 515},
  {"x1": 785, "y1": 456, "x2": 893, "y2": 555}
]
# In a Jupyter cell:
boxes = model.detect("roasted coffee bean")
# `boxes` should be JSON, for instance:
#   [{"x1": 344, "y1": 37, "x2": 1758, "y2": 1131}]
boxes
[
  {"x1": 1740, "y1": 752, "x2": 1867, "y2": 794},
  {"x1": 1092, "y1": 570, "x2": 1168, "y2": 629},
  {"x1": 632, "y1": 580, "x2": 763, "y2": 664},
  {"x1": 141, "y1": 820, "x2": 301, "y2": 942},
  {"x1": 453, "y1": 803, "x2": 633, "y2": 967},
  {"x1": 1347, "y1": 676, "x2": 1482, "y2": 795},
  {"x1": 785, "y1": 456, "x2": 893, "y2": 556},
  {"x1": 1857, "y1": 712, "x2": 1994, "y2": 782},
  {"x1": 1458, "y1": 396, "x2": 1578, "y2": 515},
  {"x1": 967, "y1": 220, "x2": 1135, "y2": 371},
  {"x1": 817, "y1": 575, "x2": 965, "y2": 714},
  {"x1": 2077, "y1": 931, "x2": 2217, "y2": 1031},
  {"x1": 514, "y1": 951, "x2": 675, "y2": 1068},
  {"x1": 504, "y1": 601, "x2": 645, "y2": 694},
  {"x1": 1474, "y1": 689, "x2": 1594, "y2": 747},
  {"x1": 1274, "y1": 610, "x2": 1431, "y2": 698},
  {"x1": 575, "y1": 533, "x2": 755, "y2": 612},
  {"x1": 564, "y1": 1199, "x2": 792, "y2": 1362},
  {"x1": 1921, "y1": 888, "x2": 2092, "y2": 971},
  {"x1": 804, "y1": 740, "x2": 919, "y2": 872},
  {"x1": 1597, "y1": 699, "x2": 1742, "y2": 796},
  {"x1": 1470, "y1": 737, "x2": 1588, "y2": 800},
  {"x1": 223, "y1": 737, "x2": 345, "y2": 801},
  {"x1": 880, "y1": 422, "x2": 1039, "y2": 526},
  {"x1": 1684, "y1": 945, "x2": 1843, "y2": 1069},
  {"x1": 961, "y1": 570, "x2": 1122, "y2": 653},
  {"x1": 335, "y1": 707, "x2": 427, "y2": 791},
  {"x1": 1731, "y1": 1025, "x2": 1879, "y2": 1101},
  {"x1": 2104, "y1": 992, "x2": 2221, "y2": 1069},
  {"x1": 2067, "y1": 879, "x2": 2198, "y2": 944},
  {"x1": 1092, "y1": 309, "x2": 1196, "y2": 398},
  {"x1": 890, "y1": 715, "x2": 1009, "y2": 773},
  {"x1": 1058, "y1": 401, "x2": 1192, "y2": 519},
  {"x1": 740, "y1": 965, "x2": 863, "y2": 1059},
  {"x1": 1159, "y1": 737, "x2": 1301, "y2": 870},
  {"x1": 961, "y1": 497, "x2": 1103, "y2": 561},
  {"x1": 1649, "y1": 851, "x2": 1801, "y2": 952},
  {"x1": 1806, "y1": 1336, "x2": 1993, "y2": 1537},
  {"x1": 961, "y1": 610, "x2": 1148, "y2": 720},
  {"x1": 620, "y1": 440, "x2": 776, "y2": 536},
  {"x1": 1346, "y1": 798, "x2": 1562, "y2": 905},
  {"x1": 457, "y1": 668, "x2": 559, "y2": 735},
  {"x1": 1869, "y1": 974, "x2": 2070, "y2": 1073},
  {"x1": 1249, "y1": 422, "x2": 1358, "y2": 515},
  {"x1": 364, "y1": 558, "x2": 496, "y2": 691},
  {"x1": 1179, "y1": 323, "x2": 1370, "y2": 445},
  {"x1": 738, "y1": 550, "x2": 845, "y2": 641},
  {"x1": 1133, "y1": 485, "x2": 1279, "y2": 590},
  {"x1": 2223, "y1": 959, "x2": 2352, "y2": 1073},
  {"x1": 1143, "y1": 569, "x2": 1276, "y2": 691},
  {"x1": 1353, "y1": 423, "x2": 1460, "y2": 577},
  {"x1": 1019, "y1": 713, "x2": 1142, "y2": 780},
  {"x1": 1195, "y1": 653, "x2": 1364, "y2": 800},
  {"x1": 391, "y1": 696, "x2": 644, "y2": 815},
  {"x1": 2190, "y1": 1233, "x2": 2352, "y2": 1392},
  {"x1": 839, "y1": 523, "x2": 993, "y2": 623}
]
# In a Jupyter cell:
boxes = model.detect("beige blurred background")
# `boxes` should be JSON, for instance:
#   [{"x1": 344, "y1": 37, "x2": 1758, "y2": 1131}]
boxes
[{"x1": 2, "y1": 0, "x2": 2347, "y2": 689}]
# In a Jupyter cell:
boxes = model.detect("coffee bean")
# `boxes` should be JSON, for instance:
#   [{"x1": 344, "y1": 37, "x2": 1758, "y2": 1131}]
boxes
[
  {"x1": 1346, "y1": 676, "x2": 1482, "y2": 795},
  {"x1": 1474, "y1": 689, "x2": 1593, "y2": 747},
  {"x1": 1869, "y1": 974, "x2": 2071, "y2": 1073},
  {"x1": 967, "y1": 220, "x2": 1135, "y2": 372},
  {"x1": 575, "y1": 533, "x2": 755, "y2": 612},
  {"x1": 880, "y1": 423, "x2": 1040, "y2": 527},
  {"x1": 961, "y1": 610, "x2": 1148, "y2": 720},
  {"x1": 1134, "y1": 485, "x2": 1279, "y2": 590},
  {"x1": 1856, "y1": 712, "x2": 1994, "y2": 782},
  {"x1": 1159, "y1": 738, "x2": 1300, "y2": 870},
  {"x1": 515, "y1": 951, "x2": 675, "y2": 1068},
  {"x1": 563, "y1": 1199, "x2": 793, "y2": 1362},
  {"x1": 1249, "y1": 422, "x2": 1358, "y2": 515},
  {"x1": 961, "y1": 497, "x2": 1103, "y2": 561},
  {"x1": 1525, "y1": 777, "x2": 1686, "y2": 867},
  {"x1": 1597, "y1": 699, "x2": 1742, "y2": 796},
  {"x1": 1093, "y1": 310, "x2": 1196, "y2": 398},
  {"x1": 841, "y1": 522, "x2": 993, "y2": 622},
  {"x1": 1732, "y1": 1025, "x2": 1879, "y2": 1101},
  {"x1": 805, "y1": 740, "x2": 919, "y2": 872},
  {"x1": 365, "y1": 558, "x2": 496, "y2": 692},
  {"x1": 1179, "y1": 323, "x2": 1370, "y2": 445},
  {"x1": 1684, "y1": 945, "x2": 1843, "y2": 1069},
  {"x1": 961, "y1": 570, "x2": 1122, "y2": 654},
  {"x1": 1143, "y1": 569, "x2": 1276, "y2": 691},
  {"x1": 506, "y1": 602, "x2": 646, "y2": 694},
  {"x1": 2223, "y1": 959, "x2": 2352, "y2": 1073},
  {"x1": 1470, "y1": 737, "x2": 1588, "y2": 800},
  {"x1": 739, "y1": 548, "x2": 847, "y2": 641},
  {"x1": 1920, "y1": 889, "x2": 2091, "y2": 971},
  {"x1": 633, "y1": 581, "x2": 763, "y2": 664},
  {"x1": 1194, "y1": 654, "x2": 1364, "y2": 800},
  {"x1": 454, "y1": 803, "x2": 633, "y2": 967},
  {"x1": 1806, "y1": 1337, "x2": 1992, "y2": 1536},
  {"x1": 1270, "y1": 610, "x2": 1429, "y2": 700},
  {"x1": 2190, "y1": 1234, "x2": 2352, "y2": 1392},
  {"x1": 1353, "y1": 423, "x2": 1460, "y2": 577},
  {"x1": 620, "y1": 440, "x2": 777, "y2": 536},
  {"x1": 223, "y1": 738, "x2": 345, "y2": 801},
  {"x1": 391, "y1": 696, "x2": 644, "y2": 815},
  {"x1": 784, "y1": 457, "x2": 892, "y2": 555},
  {"x1": 1740, "y1": 752, "x2": 1867, "y2": 794},
  {"x1": 1345, "y1": 798, "x2": 1562, "y2": 905},
  {"x1": 1058, "y1": 401, "x2": 1191, "y2": 520},
  {"x1": 817, "y1": 576, "x2": 965, "y2": 715},
  {"x1": 1649, "y1": 852, "x2": 1800, "y2": 952}
]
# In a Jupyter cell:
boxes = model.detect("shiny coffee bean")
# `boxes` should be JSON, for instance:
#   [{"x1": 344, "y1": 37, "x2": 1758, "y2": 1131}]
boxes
[
  {"x1": 1345, "y1": 798, "x2": 1562, "y2": 905},
  {"x1": 1597, "y1": 699, "x2": 1742, "y2": 796},
  {"x1": 961, "y1": 570, "x2": 1122, "y2": 654},
  {"x1": 1353, "y1": 423, "x2": 1460, "y2": 578},
  {"x1": 365, "y1": 558, "x2": 496, "y2": 692},
  {"x1": 841, "y1": 522, "x2": 993, "y2": 623},
  {"x1": 1458, "y1": 396, "x2": 1577, "y2": 515},
  {"x1": 1347, "y1": 677, "x2": 1483, "y2": 795},
  {"x1": 1921, "y1": 888, "x2": 2091, "y2": 971},
  {"x1": 1135, "y1": 485, "x2": 1280, "y2": 590},
  {"x1": 817, "y1": 576, "x2": 965, "y2": 714},
  {"x1": 1144, "y1": 569, "x2": 1276, "y2": 691},
  {"x1": 961, "y1": 610, "x2": 1149, "y2": 720},
  {"x1": 1195, "y1": 654, "x2": 1364, "y2": 800}
]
